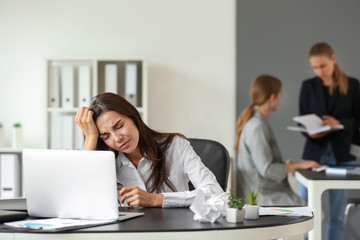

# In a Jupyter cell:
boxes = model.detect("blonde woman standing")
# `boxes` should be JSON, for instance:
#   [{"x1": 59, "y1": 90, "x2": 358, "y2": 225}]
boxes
[
  {"x1": 298, "y1": 42, "x2": 360, "y2": 240},
  {"x1": 235, "y1": 75, "x2": 319, "y2": 206}
]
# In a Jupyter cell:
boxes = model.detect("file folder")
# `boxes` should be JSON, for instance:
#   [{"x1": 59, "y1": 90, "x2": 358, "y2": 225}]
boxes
[
  {"x1": 48, "y1": 66, "x2": 60, "y2": 108},
  {"x1": 61, "y1": 115, "x2": 74, "y2": 150},
  {"x1": 74, "y1": 125, "x2": 84, "y2": 150},
  {"x1": 125, "y1": 63, "x2": 137, "y2": 106},
  {"x1": 105, "y1": 64, "x2": 118, "y2": 93},
  {"x1": 78, "y1": 65, "x2": 91, "y2": 107},
  {"x1": 50, "y1": 115, "x2": 62, "y2": 149},
  {"x1": 0, "y1": 154, "x2": 21, "y2": 198},
  {"x1": 60, "y1": 65, "x2": 75, "y2": 108}
]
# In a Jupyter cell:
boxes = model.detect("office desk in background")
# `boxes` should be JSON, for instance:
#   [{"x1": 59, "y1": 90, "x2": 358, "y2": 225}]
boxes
[
  {"x1": 0, "y1": 198, "x2": 313, "y2": 240},
  {"x1": 295, "y1": 170, "x2": 360, "y2": 240}
]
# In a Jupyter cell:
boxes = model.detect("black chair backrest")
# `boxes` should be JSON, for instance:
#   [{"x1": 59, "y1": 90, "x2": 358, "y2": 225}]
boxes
[{"x1": 188, "y1": 138, "x2": 230, "y2": 191}]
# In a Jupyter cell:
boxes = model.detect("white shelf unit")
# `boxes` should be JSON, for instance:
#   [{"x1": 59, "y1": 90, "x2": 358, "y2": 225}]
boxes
[{"x1": 46, "y1": 58, "x2": 148, "y2": 150}]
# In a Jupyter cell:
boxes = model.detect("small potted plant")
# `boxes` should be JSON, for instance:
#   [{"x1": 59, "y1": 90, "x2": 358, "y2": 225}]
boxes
[
  {"x1": 226, "y1": 189, "x2": 245, "y2": 223},
  {"x1": 245, "y1": 190, "x2": 260, "y2": 219}
]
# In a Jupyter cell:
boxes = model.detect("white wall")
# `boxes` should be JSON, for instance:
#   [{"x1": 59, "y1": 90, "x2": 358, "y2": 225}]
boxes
[{"x1": 0, "y1": 0, "x2": 236, "y2": 155}]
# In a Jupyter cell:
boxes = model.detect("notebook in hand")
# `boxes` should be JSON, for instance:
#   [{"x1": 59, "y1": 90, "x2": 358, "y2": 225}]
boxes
[
  {"x1": 289, "y1": 114, "x2": 344, "y2": 135},
  {"x1": 4, "y1": 149, "x2": 143, "y2": 231}
]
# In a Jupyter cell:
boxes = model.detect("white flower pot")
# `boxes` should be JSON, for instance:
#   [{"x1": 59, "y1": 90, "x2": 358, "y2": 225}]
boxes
[
  {"x1": 245, "y1": 205, "x2": 260, "y2": 219},
  {"x1": 225, "y1": 207, "x2": 245, "y2": 223}
]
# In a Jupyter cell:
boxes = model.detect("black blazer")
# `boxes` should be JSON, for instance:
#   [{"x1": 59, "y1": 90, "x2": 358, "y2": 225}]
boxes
[{"x1": 299, "y1": 76, "x2": 360, "y2": 163}]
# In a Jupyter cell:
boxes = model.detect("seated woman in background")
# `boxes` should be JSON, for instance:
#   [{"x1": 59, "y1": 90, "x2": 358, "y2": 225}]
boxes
[
  {"x1": 235, "y1": 75, "x2": 320, "y2": 205},
  {"x1": 75, "y1": 92, "x2": 223, "y2": 208}
]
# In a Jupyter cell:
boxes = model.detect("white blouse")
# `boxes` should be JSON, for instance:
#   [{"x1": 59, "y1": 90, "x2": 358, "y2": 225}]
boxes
[{"x1": 116, "y1": 136, "x2": 223, "y2": 208}]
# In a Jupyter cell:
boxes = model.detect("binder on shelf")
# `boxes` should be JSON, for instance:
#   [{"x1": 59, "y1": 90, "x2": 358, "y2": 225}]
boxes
[
  {"x1": 74, "y1": 125, "x2": 84, "y2": 150},
  {"x1": 0, "y1": 154, "x2": 21, "y2": 198},
  {"x1": 62, "y1": 115, "x2": 74, "y2": 150},
  {"x1": 50, "y1": 115, "x2": 63, "y2": 149},
  {"x1": 78, "y1": 65, "x2": 91, "y2": 107},
  {"x1": 48, "y1": 66, "x2": 60, "y2": 108},
  {"x1": 105, "y1": 64, "x2": 118, "y2": 93},
  {"x1": 125, "y1": 63, "x2": 137, "y2": 106},
  {"x1": 60, "y1": 65, "x2": 75, "y2": 108}
]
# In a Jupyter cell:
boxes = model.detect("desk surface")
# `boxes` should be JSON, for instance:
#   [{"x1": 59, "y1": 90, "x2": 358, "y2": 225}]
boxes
[
  {"x1": 297, "y1": 169, "x2": 360, "y2": 181},
  {"x1": 0, "y1": 199, "x2": 313, "y2": 240}
]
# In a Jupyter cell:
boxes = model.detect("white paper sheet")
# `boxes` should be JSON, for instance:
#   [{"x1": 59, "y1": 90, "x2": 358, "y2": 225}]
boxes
[
  {"x1": 259, "y1": 207, "x2": 314, "y2": 217},
  {"x1": 5, "y1": 218, "x2": 116, "y2": 231}
]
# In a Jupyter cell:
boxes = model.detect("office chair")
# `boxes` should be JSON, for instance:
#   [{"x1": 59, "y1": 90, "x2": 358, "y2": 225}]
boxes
[
  {"x1": 188, "y1": 138, "x2": 230, "y2": 191},
  {"x1": 343, "y1": 190, "x2": 360, "y2": 240}
]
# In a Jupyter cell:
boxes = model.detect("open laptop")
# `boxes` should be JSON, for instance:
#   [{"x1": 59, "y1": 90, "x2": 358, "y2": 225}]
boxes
[
  {"x1": 0, "y1": 198, "x2": 28, "y2": 222},
  {"x1": 22, "y1": 149, "x2": 143, "y2": 222},
  {"x1": 0, "y1": 209, "x2": 28, "y2": 222}
]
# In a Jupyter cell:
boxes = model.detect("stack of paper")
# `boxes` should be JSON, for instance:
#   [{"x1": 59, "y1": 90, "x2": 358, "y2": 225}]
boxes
[
  {"x1": 325, "y1": 167, "x2": 347, "y2": 175},
  {"x1": 325, "y1": 166, "x2": 358, "y2": 176},
  {"x1": 4, "y1": 218, "x2": 116, "y2": 231},
  {"x1": 259, "y1": 207, "x2": 313, "y2": 217}
]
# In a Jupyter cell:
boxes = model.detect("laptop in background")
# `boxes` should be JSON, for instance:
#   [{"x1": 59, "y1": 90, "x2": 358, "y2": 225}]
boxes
[
  {"x1": 0, "y1": 198, "x2": 28, "y2": 222},
  {"x1": 0, "y1": 209, "x2": 27, "y2": 222},
  {"x1": 22, "y1": 149, "x2": 143, "y2": 221}
]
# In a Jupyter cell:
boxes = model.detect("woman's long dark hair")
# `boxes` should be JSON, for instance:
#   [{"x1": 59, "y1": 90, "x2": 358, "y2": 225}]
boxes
[{"x1": 89, "y1": 92, "x2": 183, "y2": 193}]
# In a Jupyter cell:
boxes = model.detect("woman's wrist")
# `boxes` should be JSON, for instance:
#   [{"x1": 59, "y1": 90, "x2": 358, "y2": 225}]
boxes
[
  {"x1": 286, "y1": 160, "x2": 296, "y2": 173},
  {"x1": 83, "y1": 135, "x2": 98, "y2": 150},
  {"x1": 153, "y1": 194, "x2": 164, "y2": 207}
]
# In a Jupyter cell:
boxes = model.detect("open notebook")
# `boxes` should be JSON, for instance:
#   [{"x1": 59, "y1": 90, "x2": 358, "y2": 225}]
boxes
[{"x1": 288, "y1": 114, "x2": 344, "y2": 135}]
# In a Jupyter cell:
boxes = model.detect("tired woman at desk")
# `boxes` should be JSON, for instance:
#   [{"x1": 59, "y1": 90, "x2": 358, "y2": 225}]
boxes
[
  {"x1": 75, "y1": 92, "x2": 223, "y2": 208},
  {"x1": 235, "y1": 75, "x2": 320, "y2": 205}
]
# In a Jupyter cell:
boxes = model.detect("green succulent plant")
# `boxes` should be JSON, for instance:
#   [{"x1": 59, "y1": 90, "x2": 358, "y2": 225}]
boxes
[
  {"x1": 246, "y1": 190, "x2": 259, "y2": 205},
  {"x1": 228, "y1": 189, "x2": 244, "y2": 210}
]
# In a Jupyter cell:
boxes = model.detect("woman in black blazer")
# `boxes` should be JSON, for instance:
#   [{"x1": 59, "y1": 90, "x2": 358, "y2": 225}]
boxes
[{"x1": 299, "y1": 42, "x2": 360, "y2": 240}]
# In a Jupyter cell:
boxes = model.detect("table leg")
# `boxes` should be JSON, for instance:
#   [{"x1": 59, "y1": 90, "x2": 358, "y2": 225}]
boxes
[{"x1": 307, "y1": 181, "x2": 324, "y2": 240}]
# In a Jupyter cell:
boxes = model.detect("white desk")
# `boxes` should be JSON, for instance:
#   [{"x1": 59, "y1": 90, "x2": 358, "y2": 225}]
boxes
[{"x1": 295, "y1": 170, "x2": 360, "y2": 240}]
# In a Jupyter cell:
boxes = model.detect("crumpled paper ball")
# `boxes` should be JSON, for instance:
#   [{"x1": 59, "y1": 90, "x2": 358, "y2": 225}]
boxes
[{"x1": 189, "y1": 189, "x2": 228, "y2": 223}]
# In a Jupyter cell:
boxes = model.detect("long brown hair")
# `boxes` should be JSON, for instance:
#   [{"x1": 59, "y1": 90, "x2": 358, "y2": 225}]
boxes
[
  {"x1": 309, "y1": 42, "x2": 348, "y2": 95},
  {"x1": 89, "y1": 92, "x2": 183, "y2": 193},
  {"x1": 235, "y1": 75, "x2": 282, "y2": 152}
]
